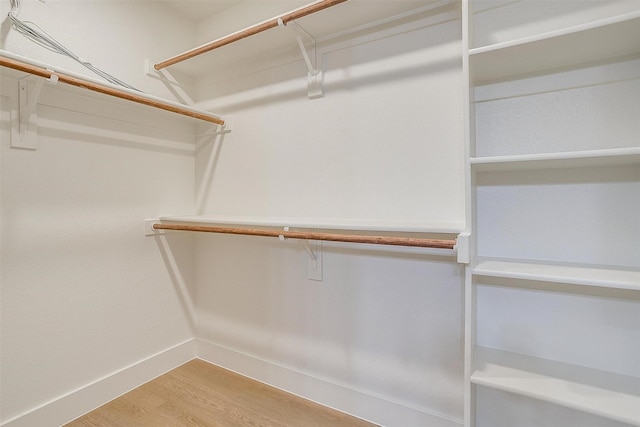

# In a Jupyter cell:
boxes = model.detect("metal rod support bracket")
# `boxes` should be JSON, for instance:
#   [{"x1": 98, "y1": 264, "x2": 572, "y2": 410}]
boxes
[
  {"x1": 306, "y1": 240, "x2": 323, "y2": 281},
  {"x1": 278, "y1": 18, "x2": 323, "y2": 99},
  {"x1": 304, "y1": 239, "x2": 317, "y2": 261},
  {"x1": 12, "y1": 73, "x2": 57, "y2": 150}
]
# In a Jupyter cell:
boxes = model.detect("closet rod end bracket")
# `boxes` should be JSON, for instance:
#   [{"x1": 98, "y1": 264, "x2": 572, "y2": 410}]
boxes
[
  {"x1": 456, "y1": 232, "x2": 470, "y2": 264},
  {"x1": 145, "y1": 219, "x2": 165, "y2": 236}
]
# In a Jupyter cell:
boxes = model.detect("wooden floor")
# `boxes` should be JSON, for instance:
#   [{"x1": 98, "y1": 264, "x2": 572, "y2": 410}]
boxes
[{"x1": 65, "y1": 359, "x2": 378, "y2": 426}]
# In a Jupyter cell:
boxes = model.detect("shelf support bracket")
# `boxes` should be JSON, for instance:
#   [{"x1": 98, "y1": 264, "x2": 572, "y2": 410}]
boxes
[
  {"x1": 277, "y1": 227, "x2": 323, "y2": 281},
  {"x1": 12, "y1": 74, "x2": 57, "y2": 150},
  {"x1": 278, "y1": 18, "x2": 323, "y2": 99},
  {"x1": 306, "y1": 240, "x2": 323, "y2": 281},
  {"x1": 303, "y1": 239, "x2": 317, "y2": 261}
]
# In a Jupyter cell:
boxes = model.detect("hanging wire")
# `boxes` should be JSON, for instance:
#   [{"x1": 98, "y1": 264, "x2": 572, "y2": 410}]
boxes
[{"x1": 7, "y1": 0, "x2": 139, "y2": 90}]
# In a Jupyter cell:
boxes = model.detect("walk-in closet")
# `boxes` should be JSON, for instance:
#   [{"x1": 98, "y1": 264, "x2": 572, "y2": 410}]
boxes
[{"x1": 1, "y1": 1, "x2": 638, "y2": 426}]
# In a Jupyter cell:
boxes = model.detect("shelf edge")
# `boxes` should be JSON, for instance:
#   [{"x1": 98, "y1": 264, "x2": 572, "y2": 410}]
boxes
[
  {"x1": 471, "y1": 346, "x2": 640, "y2": 426},
  {"x1": 0, "y1": 49, "x2": 225, "y2": 125},
  {"x1": 158, "y1": 215, "x2": 464, "y2": 234},
  {"x1": 470, "y1": 148, "x2": 640, "y2": 170},
  {"x1": 468, "y1": 10, "x2": 640, "y2": 56},
  {"x1": 472, "y1": 258, "x2": 640, "y2": 290}
]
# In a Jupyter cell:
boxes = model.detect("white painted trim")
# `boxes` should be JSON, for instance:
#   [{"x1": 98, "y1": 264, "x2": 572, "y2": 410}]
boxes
[
  {"x1": 196, "y1": 338, "x2": 463, "y2": 427},
  {"x1": 1, "y1": 339, "x2": 196, "y2": 427},
  {"x1": 0, "y1": 337, "x2": 464, "y2": 427}
]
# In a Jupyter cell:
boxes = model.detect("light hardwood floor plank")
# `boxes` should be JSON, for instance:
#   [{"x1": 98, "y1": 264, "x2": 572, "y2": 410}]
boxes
[{"x1": 65, "y1": 359, "x2": 378, "y2": 427}]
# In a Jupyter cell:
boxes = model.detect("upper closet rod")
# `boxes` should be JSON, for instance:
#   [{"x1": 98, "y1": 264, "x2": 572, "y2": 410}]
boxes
[
  {"x1": 154, "y1": 0, "x2": 348, "y2": 70},
  {"x1": 0, "y1": 52, "x2": 225, "y2": 125},
  {"x1": 153, "y1": 223, "x2": 457, "y2": 250}
]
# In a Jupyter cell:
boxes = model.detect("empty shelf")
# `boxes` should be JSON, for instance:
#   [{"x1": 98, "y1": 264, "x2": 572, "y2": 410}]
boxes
[
  {"x1": 472, "y1": 258, "x2": 640, "y2": 290},
  {"x1": 471, "y1": 346, "x2": 640, "y2": 426},
  {"x1": 470, "y1": 12, "x2": 640, "y2": 84},
  {"x1": 470, "y1": 148, "x2": 640, "y2": 172}
]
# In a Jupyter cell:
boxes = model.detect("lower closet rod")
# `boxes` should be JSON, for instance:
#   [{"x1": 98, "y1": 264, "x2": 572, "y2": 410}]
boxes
[{"x1": 153, "y1": 223, "x2": 457, "y2": 250}]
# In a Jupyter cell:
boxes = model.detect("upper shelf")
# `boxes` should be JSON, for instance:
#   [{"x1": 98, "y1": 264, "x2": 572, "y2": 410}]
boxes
[
  {"x1": 155, "y1": 0, "x2": 451, "y2": 78},
  {"x1": 154, "y1": 0, "x2": 348, "y2": 71},
  {"x1": 0, "y1": 50, "x2": 225, "y2": 126},
  {"x1": 469, "y1": 11, "x2": 640, "y2": 84}
]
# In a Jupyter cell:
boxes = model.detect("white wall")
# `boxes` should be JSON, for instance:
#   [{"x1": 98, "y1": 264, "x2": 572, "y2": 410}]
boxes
[
  {"x1": 192, "y1": 4, "x2": 466, "y2": 425},
  {"x1": 0, "y1": 1, "x2": 199, "y2": 424},
  {"x1": 0, "y1": 0, "x2": 197, "y2": 97},
  {"x1": 193, "y1": 3, "x2": 466, "y2": 229},
  {"x1": 195, "y1": 236, "x2": 465, "y2": 425}
]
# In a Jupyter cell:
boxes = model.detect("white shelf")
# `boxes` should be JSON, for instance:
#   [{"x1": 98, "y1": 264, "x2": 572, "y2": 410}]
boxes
[
  {"x1": 472, "y1": 258, "x2": 640, "y2": 291},
  {"x1": 469, "y1": 12, "x2": 640, "y2": 84},
  {"x1": 0, "y1": 50, "x2": 224, "y2": 126},
  {"x1": 163, "y1": 0, "x2": 451, "y2": 78},
  {"x1": 471, "y1": 346, "x2": 640, "y2": 426},
  {"x1": 158, "y1": 214, "x2": 463, "y2": 235},
  {"x1": 471, "y1": 147, "x2": 640, "y2": 172}
]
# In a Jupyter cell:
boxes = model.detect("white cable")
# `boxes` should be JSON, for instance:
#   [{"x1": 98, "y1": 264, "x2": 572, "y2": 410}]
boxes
[{"x1": 7, "y1": 0, "x2": 139, "y2": 90}]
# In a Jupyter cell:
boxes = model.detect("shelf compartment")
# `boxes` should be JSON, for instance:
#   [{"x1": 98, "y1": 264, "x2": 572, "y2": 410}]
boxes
[
  {"x1": 475, "y1": 165, "x2": 640, "y2": 268},
  {"x1": 471, "y1": 147, "x2": 640, "y2": 172},
  {"x1": 472, "y1": 258, "x2": 640, "y2": 291},
  {"x1": 469, "y1": 12, "x2": 640, "y2": 84},
  {"x1": 471, "y1": 346, "x2": 640, "y2": 426}
]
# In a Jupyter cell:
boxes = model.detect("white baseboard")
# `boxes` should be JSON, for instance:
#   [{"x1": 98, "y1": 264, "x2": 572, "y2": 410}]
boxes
[
  {"x1": 195, "y1": 338, "x2": 463, "y2": 427},
  {"x1": 3, "y1": 338, "x2": 462, "y2": 427},
  {"x1": 1, "y1": 339, "x2": 196, "y2": 427}
]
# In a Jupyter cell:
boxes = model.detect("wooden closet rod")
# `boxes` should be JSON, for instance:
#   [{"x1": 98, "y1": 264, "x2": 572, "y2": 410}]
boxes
[
  {"x1": 154, "y1": 0, "x2": 348, "y2": 70},
  {"x1": 153, "y1": 223, "x2": 457, "y2": 250},
  {"x1": 0, "y1": 54, "x2": 225, "y2": 125}
]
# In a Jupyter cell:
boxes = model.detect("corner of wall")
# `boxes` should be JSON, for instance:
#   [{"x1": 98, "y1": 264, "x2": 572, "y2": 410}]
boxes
[{"x1": 1, "y1": 339, "x2": 196, "y2": 427}]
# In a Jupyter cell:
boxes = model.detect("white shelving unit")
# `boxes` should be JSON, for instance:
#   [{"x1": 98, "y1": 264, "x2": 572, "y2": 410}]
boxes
[{"x1": 464, "y1": 1, "x2": 640, "y2": 426}]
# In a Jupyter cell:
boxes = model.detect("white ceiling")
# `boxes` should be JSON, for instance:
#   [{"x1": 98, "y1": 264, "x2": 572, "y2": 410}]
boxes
[{"x1": 159, "y1": 0, "x2": 243, "y2": 22}]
